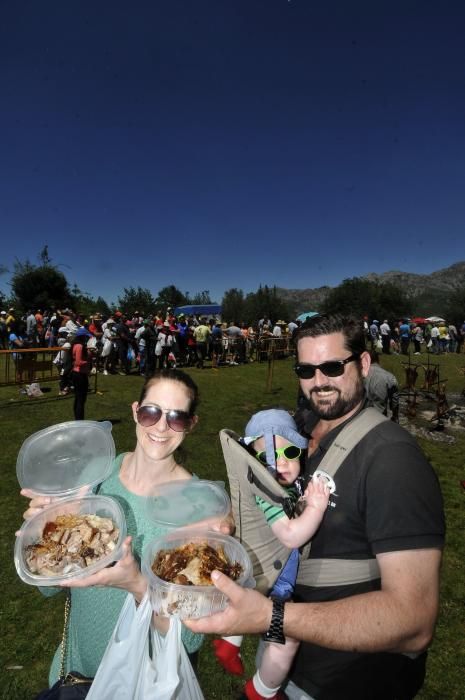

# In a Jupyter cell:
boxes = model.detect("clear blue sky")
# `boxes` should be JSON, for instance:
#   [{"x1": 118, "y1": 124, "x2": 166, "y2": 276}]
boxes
[{"x1": 1, "y1": 1, "x2": 464, "y2": 306}]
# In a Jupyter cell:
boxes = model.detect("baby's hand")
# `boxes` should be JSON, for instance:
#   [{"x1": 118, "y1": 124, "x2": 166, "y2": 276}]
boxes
[{"x1": 303, "y1": 476, "x2": 330, "y2": 512}]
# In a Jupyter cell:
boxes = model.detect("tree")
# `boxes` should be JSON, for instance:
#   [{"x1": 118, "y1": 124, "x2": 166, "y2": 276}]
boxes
[
  {"x1": 155, "y1": 285, "x2": 188, "y2": 311},
  {"x1": 11, "y1": 257, "x2": 73, "y2": 312},
  {"x1": 117, "y1": 286, "x2": 156, "y2": 316},
  {"x1": 190, "y1": 290, "x2": 213, "y2": 305},
  {"x1": 444, "y1": 283, "x2": 465, "y2": 326},
  {"x1": 322, "y1": 277, "x2": 412, "y2": 321},
  {"x1": 243, "y1": 285, "x2": 292, "y2": 325},
  {"x1": 221, "y1": 288, "x2": 245, "y2": 324}
]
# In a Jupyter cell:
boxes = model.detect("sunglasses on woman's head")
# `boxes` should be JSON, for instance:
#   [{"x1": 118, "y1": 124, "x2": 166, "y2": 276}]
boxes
[
  {"x1": 294, "y1": 354, "x2": 360, "y2": 380},
  {"x1": 255, "y1": 445, "x2": 302, "y2": 465},
  {"x1": 136, "y1": 404, "x2": 193, "y2": 432}
]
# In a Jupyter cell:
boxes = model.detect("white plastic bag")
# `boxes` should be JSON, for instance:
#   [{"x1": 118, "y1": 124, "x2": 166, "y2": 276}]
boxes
[
  {"x1": 137, "y1": 617, "x2": 204, "y2": 700},
  {"x1": 86, "y1": 592, "x2": 153, "y2": 700},
  {"x1": 26, "y1": 382, "x2": 43, "y2": 397}
]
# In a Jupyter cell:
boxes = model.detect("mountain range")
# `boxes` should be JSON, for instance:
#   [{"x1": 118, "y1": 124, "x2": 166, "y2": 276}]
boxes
[{"x1": 277, "y1": 261, "x2": 465, "y2": 316}]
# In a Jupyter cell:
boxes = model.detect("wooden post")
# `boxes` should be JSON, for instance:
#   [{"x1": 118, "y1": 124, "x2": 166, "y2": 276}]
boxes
[{"x1": 266, "y1": 341, "x2": 275, "y2": 392}]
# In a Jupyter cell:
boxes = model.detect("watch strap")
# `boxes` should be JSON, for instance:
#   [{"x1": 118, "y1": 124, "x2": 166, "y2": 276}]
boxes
[{"x1": 262, "y1": 597, "x2": 286, "y2": 645}]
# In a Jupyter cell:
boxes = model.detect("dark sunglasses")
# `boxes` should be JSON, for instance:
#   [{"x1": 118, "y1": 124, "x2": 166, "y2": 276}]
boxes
[
  {"x1": 294, "y1": 354, "x2": 360, "y2": 380},
  {"x1": 136, "y1": 404, "x2": 193, "y2": 432},
  {"x1": 255, "y1": 445, "x2": 302, "y2": 465}
]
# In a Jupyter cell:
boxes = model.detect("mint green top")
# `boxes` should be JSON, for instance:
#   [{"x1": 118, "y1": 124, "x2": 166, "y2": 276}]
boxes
[{"x1": 44, "y1": 453, "x2": 203, "y2": 684}]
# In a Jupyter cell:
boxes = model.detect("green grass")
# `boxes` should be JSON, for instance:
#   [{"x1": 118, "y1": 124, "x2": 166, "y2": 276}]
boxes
[{"x1": 1, "y1": 354, "x2": 463, "y2": 699}]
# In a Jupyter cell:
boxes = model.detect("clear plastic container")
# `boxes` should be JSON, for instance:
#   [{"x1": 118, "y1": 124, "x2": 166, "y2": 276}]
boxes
[
  {"x1": 15, "y1": 495, "x2": 126, "y2": 586},
  {"x1": 141, "y1": 527, "x2": 255, "y2": 618},
  {"x1": 144, "y1": 479, "x2": 231, "y2": 530},
  {"x1": 16, "y1": 420, "x2": 115, "y2": 497}
]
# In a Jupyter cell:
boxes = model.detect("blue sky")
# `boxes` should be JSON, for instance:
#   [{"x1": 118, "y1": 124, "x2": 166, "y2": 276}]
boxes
[{"x1": 1, "y1": 1, "x2": 464, "y2": 306}]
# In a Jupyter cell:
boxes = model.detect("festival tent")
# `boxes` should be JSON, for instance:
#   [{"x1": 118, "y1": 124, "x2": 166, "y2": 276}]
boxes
[
  {"x1": 174, "y1": 304, "x2": 222, "y2": 317},
  {"x1": 296, "y1": 311, "x2": 319, "y2": 323}
]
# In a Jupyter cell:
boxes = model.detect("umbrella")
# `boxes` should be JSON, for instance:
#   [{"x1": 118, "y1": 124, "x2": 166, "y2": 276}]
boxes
[
  {"x1": 411, "y1": 317, "x2": 427, "y2": 325},
  {"x1": 425, "y1": 316, "x2": 446, "y2": 323},
  {"x1": 296, "y1": 311, "x2": 320, "y2": 323}
]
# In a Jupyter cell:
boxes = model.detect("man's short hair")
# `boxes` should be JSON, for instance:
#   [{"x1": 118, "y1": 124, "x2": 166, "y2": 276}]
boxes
[{"x1": 295, "y1": 314, "x2": 367, "y2": 357}]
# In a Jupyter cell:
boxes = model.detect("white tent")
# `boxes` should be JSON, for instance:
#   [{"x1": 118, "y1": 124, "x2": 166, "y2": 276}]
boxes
[{"x1": 425, "y1": 316, "x2": 446, "y2": 323}]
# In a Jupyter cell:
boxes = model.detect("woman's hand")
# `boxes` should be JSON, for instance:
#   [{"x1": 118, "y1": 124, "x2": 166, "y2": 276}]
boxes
[
  {"x1": 64, "y1": 536, "x2": 148, "y2": 603},
  {"x1": 20, "y1": 488, "x2": 58, "y2": 521},
  {"x1": 184, "y1": 570, "x2": 272, "y2": 637}
]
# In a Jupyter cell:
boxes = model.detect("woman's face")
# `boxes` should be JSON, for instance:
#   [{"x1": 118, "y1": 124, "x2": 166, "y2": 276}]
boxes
[{"x1": 132, "y1": 379, "x2": 197, "y2": 461}]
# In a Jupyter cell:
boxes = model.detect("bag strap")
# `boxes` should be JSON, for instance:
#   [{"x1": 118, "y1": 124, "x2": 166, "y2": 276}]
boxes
[
  {"x1": 59, "y1": 590, "x2": 71, "y2": 681},
  {"x1": 246, "y1": 465, "x2": 297, "y2": 519},
  {"x1": 315, "y1": 407, "x2": 387, "y2": 479}
]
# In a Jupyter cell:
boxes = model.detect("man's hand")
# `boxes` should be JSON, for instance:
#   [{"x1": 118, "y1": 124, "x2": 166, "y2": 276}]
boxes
[{"x1": 184, "y1": 570, "x2": 272, "y2": 636}]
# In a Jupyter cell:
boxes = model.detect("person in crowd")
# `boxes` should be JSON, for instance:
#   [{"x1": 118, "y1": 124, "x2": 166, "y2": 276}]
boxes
[
  {"x1": 272, "y1": 321, "x2": 283, "y2": 338},
  {"x1": 379, "y1": 319, "x2": 391, "y2": 354},
  {"x1": 214, "y1": 409, "x2": 329, "y2": 700},
  {"x1": 437, "y1": 321, "x2": 449, "y2": 354},
  {"x1": 368, "y1": 319, "x2": 379, "y2": 350},
  {"x1": 365, "y1": 351, "x2": 399, "y2": 421},
  {"x1": 62, "y1": 308, "x2": 79, "y2": 335},
  {"x1": 448, "y1": 322, "x2": 458, "y2": 353},
  {"x1": 71, "y1": 327, "x2": 92, "y2": 420},
  {"x1": 412, "y1": 324, "x2": 424, "y2": 354},
  {"x1": 55, "y1": 327, "x2": 73, "y2": 395},
  {"x1": 176, "y1": 314, "x2": 189, "y2": 366},
  {"x1": 35, "y1": 309, "x2": 45, "y2": 346},
  {"x1": 226, "y1": 321, "x2": 245, "y2": 364},
  {"x1": 186, "y1": 325, "x2": 198, "y2": 366},
  {"x1": 114, "y1": 311, "x2": 131, "y2": 374},
  {"x1": 20, "y1": 369, "x2": 215, "y2": 688},
  {"x1": 429, "y1": 322, "x2": 440, "y2": 354},
  {"x1": 135, "y1": 318, "x2": 149, "y2": 375},
  {"x1": 101, "y1": 315, "x2": 118, "y2": 375},
  {"x1": 398, "y1": 318, "x2": 411, "y2": 355},
  {"x1": 211, "y1": 321, "x2": 224, "y2": 367},
  {"x1": 155, "y1": 321, "x2": 175, "y2": 370},
  {"x1": 187, "y1": 314, "x2": 445, "y2": 700},
  {"x1": 26, "y1": 309, "x2": 37, "y2": 345},
  {"x1": 194, "y1": 317, "x2": 211, "y2": 369},
  {"x1": 9, "y1": 319, "x2": 33, "y2": 383},
  {"x1": 0, "y1": 310, "x2": 8, "y2": 349}
]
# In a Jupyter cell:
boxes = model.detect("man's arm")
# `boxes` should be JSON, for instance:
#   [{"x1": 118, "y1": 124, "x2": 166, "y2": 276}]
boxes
[{"x1": 186, "y1": 548, "x2": 441, "y2": 654}]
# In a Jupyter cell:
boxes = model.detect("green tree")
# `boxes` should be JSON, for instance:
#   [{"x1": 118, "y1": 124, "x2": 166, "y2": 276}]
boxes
[
  {"x1": 243, "y1": 285, "x2": 292, "y2": 325},
  {"x1": 444, "y1": 283, "x2": 465, "y2": 326},
  {"x1": 322, "y1": 277, "x2": 411, "y2": 321},
  {"x1": 221, "y1": 288, "x2": 245, "y2": 324},
  {"x1": 190, "y1": 290, "x2": 213, "y2": 305},
  {"x1": 155, "y1": 285, "x2": 188, "y2": 311},
  {"x1": 117, "y1": 286, "x2": 156, "y2": 317},
  {"x1": 11, "y1": 257, "x2": 73, "y2": 312}
]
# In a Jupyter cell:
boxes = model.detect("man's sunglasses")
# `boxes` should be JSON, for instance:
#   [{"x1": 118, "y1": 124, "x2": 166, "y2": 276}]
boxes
[
  {"x1": 255, "y1": 445, "x2": 302, "y2": 465},
  {"x1": 294, "y1": 354, "x2": 360, "y2": 380},
  {"x1": 136, "y1": 404, "x2": 193, "y2": 432}
]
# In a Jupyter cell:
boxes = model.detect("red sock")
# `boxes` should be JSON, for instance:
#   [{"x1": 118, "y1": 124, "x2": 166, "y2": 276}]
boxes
[
  {"x1": 243, "y1": 678, "x2": 288, "y2": 700},
  {"x1": 212, "y1": 638, "x2": 244, "y2": 676}
]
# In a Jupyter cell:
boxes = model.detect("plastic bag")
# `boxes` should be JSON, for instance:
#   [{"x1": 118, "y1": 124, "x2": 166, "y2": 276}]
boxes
[
  {"x1": 127, "y1": 346, "x2": 135, "y2": 362},
  {"x1": 86, "y1": 593, "x2": 152, "y2": 700},
  {"x1": 137, "y1": 617, "x2": 204, "y2": 700},
  {"x1": 26, "y1": 382, "x2": 43, "y2": 398},
  {"x1": 101, "y1": 339, "x2": 113, "y2": 357},
  {"x1": 375, "y1": 338, "x2": 383, "y2": 352}
]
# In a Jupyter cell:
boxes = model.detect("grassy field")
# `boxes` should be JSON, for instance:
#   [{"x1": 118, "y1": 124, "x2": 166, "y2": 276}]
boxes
[{"x1": 1, "y1": 352, "x2": 463, "y2": 699}]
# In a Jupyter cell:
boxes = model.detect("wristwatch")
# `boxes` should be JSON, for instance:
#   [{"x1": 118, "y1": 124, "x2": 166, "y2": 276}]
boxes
[{"x1": 262, "y1": 597, "x2": 286, "y2": 645}]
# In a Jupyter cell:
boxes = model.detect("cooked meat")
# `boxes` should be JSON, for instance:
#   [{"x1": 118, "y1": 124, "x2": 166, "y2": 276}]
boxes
[
  {"x1": 25, "y1": 513, "x2": 119, "y2": 576},
  {"x1": 152, "y1": 541, "x2": 243, "y2": 586}
]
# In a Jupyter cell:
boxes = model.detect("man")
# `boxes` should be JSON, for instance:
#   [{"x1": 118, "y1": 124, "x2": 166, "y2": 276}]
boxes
[
  {"x1": 26, "y1": 309, "x2": 37, "y2": 345},
  {"x1": 399, "y1": 318, "x2": 411, "y2": 355},
  {"x1": 365, "y1": 351, "x2": 399, "y2": 421},
  {"x1": 114, "y1": 311, "x2": 131, "y2": 374},
  {"x1": 187, "y1": 314, "x2": 444, "y2": 700},
  {"x1": 379, "y1": 319, "x2": 391, "y2": 354},
  {"x1": 369, "y1": 319, "x2": 379, "y2": 349},
  {"x1": 0, "y1": 311, "x2": 8, "y2": 349},
  {"x1": 193, "y1": 316, "x2": 211, "y2": 368}
]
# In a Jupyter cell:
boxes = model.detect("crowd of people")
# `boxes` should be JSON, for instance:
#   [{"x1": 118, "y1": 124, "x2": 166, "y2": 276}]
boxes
[{"x1": 363, "y1": 316, "x2": 465, "y2": 355}]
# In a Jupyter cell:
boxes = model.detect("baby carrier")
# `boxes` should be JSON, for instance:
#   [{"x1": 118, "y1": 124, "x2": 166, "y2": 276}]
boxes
[{"x1": 219, "y1": 407, "x2": 387, "y2": 594}]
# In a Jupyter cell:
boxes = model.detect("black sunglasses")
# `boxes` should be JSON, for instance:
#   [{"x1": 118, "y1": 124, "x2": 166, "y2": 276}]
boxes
[
  {"x1": 136, "y1": 404, "x2": 193, "y2": 432},
  {"x1": 294, "y1": 354, "x2": 360, "y2": 380},
  {"x1": 255, "y1": 445, "x2": 302, "y2": 465}
]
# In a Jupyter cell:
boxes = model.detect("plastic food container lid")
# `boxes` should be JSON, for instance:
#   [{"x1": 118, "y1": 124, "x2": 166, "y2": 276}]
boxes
[
  {"x1": 144, "y1": 479, "x2": 231, "y2": 529},
  {"x1": 14, "y1": 494, "x2": 127, "y2": 586},
  {"x1": 16, "y1": 420, "x2": 115, "y2": 497},
  {"x1": 141, "y1": 527, "x2": 255, "y2": 618}
]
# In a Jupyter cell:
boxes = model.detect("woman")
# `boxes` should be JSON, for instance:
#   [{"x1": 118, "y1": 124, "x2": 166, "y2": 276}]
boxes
[
  {"x1": 71, "y1": 328, "x2": 92, "y2": 420},
  {"x1": 20, "y1": 369, "x2": 213, "y2": 687},
  {"x1": 9, "y1": 320, "x2": 33, "y2": 383}
]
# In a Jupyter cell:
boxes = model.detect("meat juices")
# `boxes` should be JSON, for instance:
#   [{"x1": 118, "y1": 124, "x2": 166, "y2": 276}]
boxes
[
  {"x1": 25, "y1": 513, "x2": 119, "y2": 576},
  {"x1": 152, "y1": 541, "x2": 243, "y2": 586}
]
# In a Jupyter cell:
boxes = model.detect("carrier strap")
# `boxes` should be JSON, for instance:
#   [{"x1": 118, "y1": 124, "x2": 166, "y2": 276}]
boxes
[{"x1": 297, "y1": 557, "x2": 381, "y2": 587}]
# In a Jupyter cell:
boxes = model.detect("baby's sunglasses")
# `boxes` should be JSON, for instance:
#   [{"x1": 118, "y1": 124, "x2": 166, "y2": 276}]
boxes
[
  {"x1": 294, "y1": 354, "x2": 360, "y2": 380},
  {"x1": 255, "y1": 444, "x2": 302, "y2": 465},
  {"x1": 136, "y1": 404, "x2": 193, "y2": 432}
]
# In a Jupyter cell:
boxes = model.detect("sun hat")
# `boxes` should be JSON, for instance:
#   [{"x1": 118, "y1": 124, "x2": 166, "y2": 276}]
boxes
[
  {"x1": 243, "y1": 409, "x2": 308, "y2": 471},
  {"x1": 75, "y1": 327, "x2": 92, "y2": 338}
]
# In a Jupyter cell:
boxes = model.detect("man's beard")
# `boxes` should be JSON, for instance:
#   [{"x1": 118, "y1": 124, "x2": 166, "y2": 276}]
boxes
[{"x1": 305, "y1": 373, "x2": 365, "y2": 420}]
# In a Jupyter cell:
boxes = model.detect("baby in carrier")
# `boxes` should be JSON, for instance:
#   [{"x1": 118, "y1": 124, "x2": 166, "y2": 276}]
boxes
[{"x1": 214, "y1": 409, "x2": 330, "y2": 700}]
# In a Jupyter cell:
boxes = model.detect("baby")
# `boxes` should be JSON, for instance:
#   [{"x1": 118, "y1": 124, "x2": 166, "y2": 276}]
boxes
[{"x1": 214, "y1": 409, "x2": 330, "y2": 700}]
